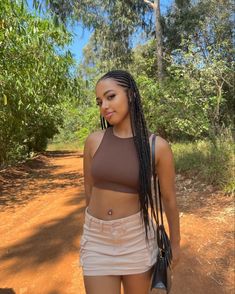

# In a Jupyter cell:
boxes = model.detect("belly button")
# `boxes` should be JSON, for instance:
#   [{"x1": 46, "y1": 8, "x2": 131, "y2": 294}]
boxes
[{"x1": 107, "y1": 209, "x2": 113, "y2": 215}]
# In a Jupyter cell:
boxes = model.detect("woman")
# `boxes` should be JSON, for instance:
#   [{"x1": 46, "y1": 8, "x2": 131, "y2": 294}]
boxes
[{"x1": 79, "y1": 70, "x2": 180, "y2": 294}]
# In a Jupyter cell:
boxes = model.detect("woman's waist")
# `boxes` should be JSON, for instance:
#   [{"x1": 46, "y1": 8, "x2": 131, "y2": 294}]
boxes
[{"x1": 88, "y1": 187, "x2": 140, "y2": 220}]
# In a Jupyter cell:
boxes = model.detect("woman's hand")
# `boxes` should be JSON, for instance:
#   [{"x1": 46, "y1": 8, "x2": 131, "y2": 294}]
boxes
[{"x1": 171, "y1": 243, "x2": 181, "y2": 269}]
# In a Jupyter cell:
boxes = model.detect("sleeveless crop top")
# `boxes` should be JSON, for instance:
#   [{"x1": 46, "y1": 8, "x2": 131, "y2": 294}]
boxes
[{"x1": 91, "y1": 127, "x2": 152, "y2": 194}]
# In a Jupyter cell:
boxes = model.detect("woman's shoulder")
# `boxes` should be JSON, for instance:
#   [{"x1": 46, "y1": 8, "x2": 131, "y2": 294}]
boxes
[
  {"x1": 84, "y1": 129, "x2": 106, "y2": 148},
  {"x1": 155, "y1": 135, "x2": 170, "y2": 147},
  {"x1": 151, "y1": 134, "x2": 173, "y2": 157}
]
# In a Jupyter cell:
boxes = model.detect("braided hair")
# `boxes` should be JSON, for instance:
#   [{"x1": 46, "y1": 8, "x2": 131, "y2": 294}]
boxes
[{"x1": 96, "y1": 70, "x2": 157, "y2": 241}]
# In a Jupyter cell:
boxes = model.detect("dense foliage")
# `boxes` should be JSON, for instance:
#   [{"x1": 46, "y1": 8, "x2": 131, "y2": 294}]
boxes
[
  {"x1": 0, "y1": 0, "x2": 80, "y2": 165},
  {"x1": 44, "y1": 0, "x2": 153, "y2": 69}
]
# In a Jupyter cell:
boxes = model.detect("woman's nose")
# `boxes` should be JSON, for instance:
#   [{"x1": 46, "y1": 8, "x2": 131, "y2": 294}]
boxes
[{"x1": 101, "y1": 99, "x2": 109, "y2": 109}]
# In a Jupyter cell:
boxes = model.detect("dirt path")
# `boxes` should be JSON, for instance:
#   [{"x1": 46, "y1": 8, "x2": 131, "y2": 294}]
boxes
[{"x1": 0, "y1": 151, "x2": 234, "y2": 294}]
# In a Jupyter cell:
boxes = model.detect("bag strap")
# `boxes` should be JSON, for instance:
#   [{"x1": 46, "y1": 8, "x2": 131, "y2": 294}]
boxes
[{"x1": 151, "y1": 134, "x2": 164, "y2": 226}]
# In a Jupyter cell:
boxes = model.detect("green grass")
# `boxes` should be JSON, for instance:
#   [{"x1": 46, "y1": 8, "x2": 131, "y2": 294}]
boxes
[
  {"x1": 47, "y1": 141, "x2": 82, "y2": 152},
  {"x1": 172, "y1": 139, "x2": 234, "y2": 193}
]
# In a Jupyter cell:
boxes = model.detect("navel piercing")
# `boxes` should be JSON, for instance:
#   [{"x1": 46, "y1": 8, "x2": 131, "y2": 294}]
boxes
[{"x1": 107, "y1": 209, "x2": 113, "y2": 215}]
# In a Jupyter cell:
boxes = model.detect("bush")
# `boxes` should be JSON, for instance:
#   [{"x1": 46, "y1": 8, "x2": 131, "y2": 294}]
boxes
[{"x1": 172, "y1": 137, "x2": 234, "y2": 192}]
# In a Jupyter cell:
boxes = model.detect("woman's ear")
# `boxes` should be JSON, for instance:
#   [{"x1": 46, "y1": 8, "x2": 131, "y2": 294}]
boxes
[{"x1": 127, "y1": 88, "x2": 134, "y2": 103}]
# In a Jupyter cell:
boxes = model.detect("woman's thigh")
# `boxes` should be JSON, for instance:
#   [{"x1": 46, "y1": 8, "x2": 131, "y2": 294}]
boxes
[
  {"x1": 122, "y1": 268, "x2": 153, "y2": 294},
  {"x1": 84, "y1": 275, "x2": 122, "y2": 294}
]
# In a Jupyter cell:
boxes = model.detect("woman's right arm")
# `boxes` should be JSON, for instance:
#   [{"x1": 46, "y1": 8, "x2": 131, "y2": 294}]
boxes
[{"x1": 83, "y1": 135, "x2": 94, "y2": 207}]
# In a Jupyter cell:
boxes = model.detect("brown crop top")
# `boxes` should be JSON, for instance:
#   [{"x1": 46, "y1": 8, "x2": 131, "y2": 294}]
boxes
[{"x1": 91, "y1": 127, "x2": 152, "y2": 194}]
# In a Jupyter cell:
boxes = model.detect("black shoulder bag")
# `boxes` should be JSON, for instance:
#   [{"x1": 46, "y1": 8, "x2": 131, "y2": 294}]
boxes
[{"x1": 150, "y1": 134, "x2": 173, "y2": 293}]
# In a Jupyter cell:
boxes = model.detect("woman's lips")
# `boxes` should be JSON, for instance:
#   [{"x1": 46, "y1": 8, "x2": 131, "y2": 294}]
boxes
[{"x1": 105, "y1": 112, "x2": 114, "y2": 119}]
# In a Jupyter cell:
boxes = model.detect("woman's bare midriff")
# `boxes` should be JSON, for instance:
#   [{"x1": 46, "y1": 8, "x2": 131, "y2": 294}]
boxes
[{"x1": 88, "y1": 186, "x2": 140, "y2": 220}]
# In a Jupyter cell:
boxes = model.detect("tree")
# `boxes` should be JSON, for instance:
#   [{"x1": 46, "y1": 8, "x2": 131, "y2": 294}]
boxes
[
  {"x1": 144, "y1": 0, "x2": 164, "y2": 81},
  {"x1": 128, "y1": 0, "x2": 234, "y2": 140},
  {"x1": 36, "y1": 0, "x2": 154, "y2": 70},
  {"x1": 171, "y1": 0, "x2": 234, "y2": 138},
  {"x1": 0, "y1": 0, "x2": 80, "y2": 165}
]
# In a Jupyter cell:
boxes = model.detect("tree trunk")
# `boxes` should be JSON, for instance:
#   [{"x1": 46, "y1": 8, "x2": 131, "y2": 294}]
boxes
[{"x1": 154, "y1": 0, "x2": 164, "y2": 82}]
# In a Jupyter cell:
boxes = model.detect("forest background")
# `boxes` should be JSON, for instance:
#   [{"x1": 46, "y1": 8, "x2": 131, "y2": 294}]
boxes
[{"x1": 0, "y1": 0, "x2": 234, "y2": 193}]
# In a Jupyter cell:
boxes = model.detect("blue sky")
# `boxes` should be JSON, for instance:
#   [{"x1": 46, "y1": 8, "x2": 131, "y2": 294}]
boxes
[
  {"x1": 27, "y1": 0, "x2": 173, "y2": 62},
  {"x1": 67, "y1": 24, "x2": 92, "y2": 62}
]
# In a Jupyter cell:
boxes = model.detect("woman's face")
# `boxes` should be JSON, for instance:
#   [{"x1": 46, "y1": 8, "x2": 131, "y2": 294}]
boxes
[{"x1": 95, "y1": 78, "x2": 130, "y2": 125}]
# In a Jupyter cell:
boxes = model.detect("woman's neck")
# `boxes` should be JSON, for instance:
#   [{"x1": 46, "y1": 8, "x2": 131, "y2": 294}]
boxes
[{"x1": 112, "y1": 119, "x2": 133, "y2": 138}]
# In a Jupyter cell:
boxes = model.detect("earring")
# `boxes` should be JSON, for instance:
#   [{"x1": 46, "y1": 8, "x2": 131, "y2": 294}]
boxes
[
  {"x1": 100, "y1": 115, "x2": 110, "y2": 129},
  {"x1": 100, "y1": 115, "x2": 105, "y2": 130}
]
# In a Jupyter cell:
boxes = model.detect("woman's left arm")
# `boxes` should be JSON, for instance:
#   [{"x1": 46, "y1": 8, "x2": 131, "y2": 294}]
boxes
[{"x1": 155, "y1": 136, "x2": 181, "y2": 268}]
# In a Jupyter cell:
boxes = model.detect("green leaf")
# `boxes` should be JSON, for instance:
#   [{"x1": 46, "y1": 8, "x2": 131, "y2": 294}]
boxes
[
  {"x1": 21, "y1": 0, "x2": 24, "y2": 12},
  {"x1": 3, "y1": 94, "x2": 7, "y2": 106}
]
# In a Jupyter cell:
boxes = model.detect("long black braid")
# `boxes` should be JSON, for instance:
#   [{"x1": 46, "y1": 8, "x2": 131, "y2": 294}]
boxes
[{"x1": 96, "y1": 70, "x2": 157, "y2": 241}]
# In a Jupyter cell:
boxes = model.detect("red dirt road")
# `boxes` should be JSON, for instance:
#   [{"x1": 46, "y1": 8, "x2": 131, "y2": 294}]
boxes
[{"x1": 0, "y1": 151, "x2": 234, "y2": 294}]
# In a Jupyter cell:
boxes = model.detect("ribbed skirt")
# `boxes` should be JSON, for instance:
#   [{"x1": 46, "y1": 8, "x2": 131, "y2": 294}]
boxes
[{"x1": 79, "y1": 207, "x2": 158, "y2": 276}]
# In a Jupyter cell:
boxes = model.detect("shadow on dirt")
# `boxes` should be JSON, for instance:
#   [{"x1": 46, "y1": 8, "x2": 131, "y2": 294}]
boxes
[
  {"x1": 47, "y1": 291, "x2": 62, "y2": 294},
  {"x1": 0, "y1": 290, "x2": 16, "y2": 294},
  {"x1": 0, "y1": 201, "x2": 86, "y2": 278},
  {"x1": 174, "y1": 173, "x2": 233, "y2": 220},
  {"x1": 0, "y1": 151, "x2": 84, "y2": 211},
  {"x1": 171, "y1": 243, "x2": 233, "y2": 294},
  {"x1": 43, "y1": 151, "x2": 83, "y2": 159}
]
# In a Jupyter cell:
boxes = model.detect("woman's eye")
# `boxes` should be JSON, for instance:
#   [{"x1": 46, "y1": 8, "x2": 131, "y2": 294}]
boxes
[
  {"x1": 96, "y1": 94, "x2": 115, "y2": 106},
  {"x1": 108, "y1": 94, "x2": 115, "y2": 100}
]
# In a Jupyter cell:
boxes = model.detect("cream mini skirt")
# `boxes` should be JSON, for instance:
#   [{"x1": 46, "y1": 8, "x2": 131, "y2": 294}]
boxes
[{"x1": 79, "y1": 207, "x2": 158, "y2": 276}]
